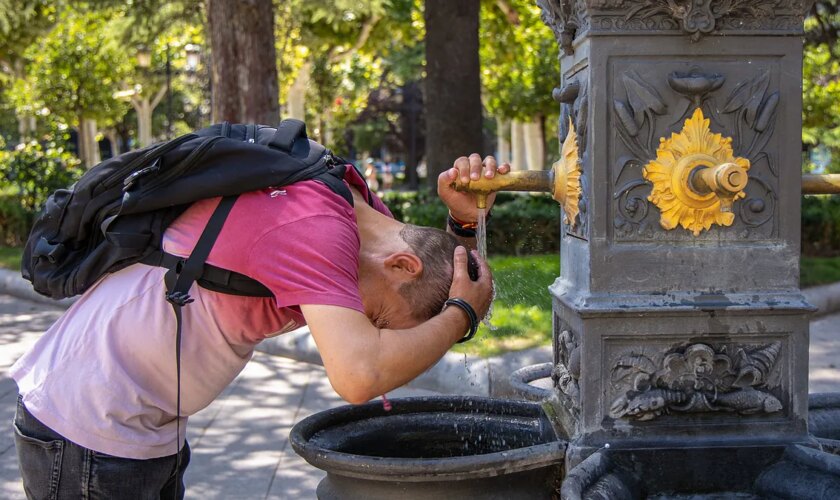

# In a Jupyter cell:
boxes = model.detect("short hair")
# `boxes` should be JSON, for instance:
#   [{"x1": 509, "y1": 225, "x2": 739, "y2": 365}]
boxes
[{"x1": 398, "y1": 224, "x2": 459, "y2": 322}]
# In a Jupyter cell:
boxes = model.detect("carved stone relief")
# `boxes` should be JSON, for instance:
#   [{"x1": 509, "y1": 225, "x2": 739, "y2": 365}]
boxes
[
  {"x1": 611, "y1": 63, "x2": 780, "y2": 242},
  {"x1": 538, "y1": 1, "x2": 810, "y2": 48},
  {"x1": 553, "y1": 316, "x2": 581, "y2": 415},
  {"x1": 537, "y1": 0, "x2": 590, "y2": 56},
  {"x1": 554, "y1": 329, "x2": 581, "y2": 404},
  {"x1": 608, "y1": 341, "x2": 784, "y2": 422}
]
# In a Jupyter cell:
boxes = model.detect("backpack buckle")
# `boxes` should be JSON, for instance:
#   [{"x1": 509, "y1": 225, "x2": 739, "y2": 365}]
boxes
[{"x1": 166, "y1": 291, "x2": 194, "y2": 307}]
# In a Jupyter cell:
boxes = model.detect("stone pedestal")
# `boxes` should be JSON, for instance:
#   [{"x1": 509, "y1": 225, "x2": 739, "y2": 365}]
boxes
[{"x1": 537, "y1": 0, "x2": 815, "y2": 468}]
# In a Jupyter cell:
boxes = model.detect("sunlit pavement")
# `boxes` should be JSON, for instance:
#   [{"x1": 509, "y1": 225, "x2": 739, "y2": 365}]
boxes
[{"x1": 0, "y1": 293, "x2": 838, "y2": 498}]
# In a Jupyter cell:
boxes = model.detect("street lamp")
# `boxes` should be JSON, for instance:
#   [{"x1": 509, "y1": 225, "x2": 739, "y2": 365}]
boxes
[
  {"x1": 185, "y1": 44, "x2": 201, "y2": 73},
  {"x1": 136, "y1": 45, "x2": 152, "y2": 69},
  {"x1": 134, "y1": 43, "x2": 202, "y2": 140}
]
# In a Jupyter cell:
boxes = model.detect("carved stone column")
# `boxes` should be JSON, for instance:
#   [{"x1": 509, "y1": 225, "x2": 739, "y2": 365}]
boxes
[{"x1": 538, "y1": 0, "x2": 815, "y2": 468}]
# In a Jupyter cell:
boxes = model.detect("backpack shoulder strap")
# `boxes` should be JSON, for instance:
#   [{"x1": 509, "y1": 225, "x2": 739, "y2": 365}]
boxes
[
  {"x1": 316, "y1": 163, "x2": 354, "y2": 207},
  {"x1": 162, "y1": 193, "x2": 238, "y2": 488},
  {"x1": 164, "y1": 194, "x2": 240, "y2": 307}
]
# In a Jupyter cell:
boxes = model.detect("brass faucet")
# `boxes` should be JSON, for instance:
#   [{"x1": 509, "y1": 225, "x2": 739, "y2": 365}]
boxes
[
  {"x1": 450, "y1": 169, "x2": 564, "y2": 210},
  {"x1": 688, "y1": 162, "x2": 750, "y2": 213},
  {"x1": 449, "y1": 121, "x2": 583, "y2": 227},
  {"x1": 802, "y1": 174, "x2": 840, "y2": 195}
]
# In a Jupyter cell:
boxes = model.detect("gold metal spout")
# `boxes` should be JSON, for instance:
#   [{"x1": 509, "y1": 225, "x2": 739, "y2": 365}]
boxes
[
  {"x1": 450, "y1": 169, "x2": 556, "y2": 206},
  {"x1": 802, "y1": 174, "x2": 840, "y2": 195},
  {"x1": 449, "y1": 120, "x2": 583, "y2": 227},
  {"x1": 688, "y1": 162, "x2": 750, "y2": 213}
]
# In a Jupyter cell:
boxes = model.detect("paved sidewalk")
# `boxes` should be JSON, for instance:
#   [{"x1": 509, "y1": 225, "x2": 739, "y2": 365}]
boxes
[
  {"x1": 0, "y1": 293, "x2": 838, "y2": 499},
  {"x1": 0, "y1": 296, "x2": 438, "y2": 499}
]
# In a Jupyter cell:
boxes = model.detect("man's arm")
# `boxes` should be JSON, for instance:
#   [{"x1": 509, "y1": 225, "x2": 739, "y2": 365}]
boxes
[
  {"x1": 301, "y1": 304, "x2": 469, "y2": 403},
  {"x1": 300, "y1": 246, "x2": 492, "y2": 404}
]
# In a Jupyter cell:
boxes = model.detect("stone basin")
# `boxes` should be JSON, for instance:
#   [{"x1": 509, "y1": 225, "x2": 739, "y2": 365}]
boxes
[
  {"x1": 290, "y1": 396, "x2": 567, "y2": 499},
  {"x1": 509, "y1": 362, "x2": 554, "y2": 401}
]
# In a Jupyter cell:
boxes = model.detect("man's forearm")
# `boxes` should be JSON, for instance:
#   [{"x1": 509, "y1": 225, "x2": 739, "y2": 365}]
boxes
[
  {"x1": 374, "y1": 307, "x2": 471, "y2": 393},
  {"x1": 302, "y1": 304, "x2": 472, "y2": 404}
]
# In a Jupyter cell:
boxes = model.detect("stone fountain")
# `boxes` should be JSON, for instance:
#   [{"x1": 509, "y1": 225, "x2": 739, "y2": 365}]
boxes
[
  {"x1": 528, "y1": 0, "x2": 840, "y2": 496},
  {"x1": 291, "y1": 1, "x2": 840, "y2": 497}
]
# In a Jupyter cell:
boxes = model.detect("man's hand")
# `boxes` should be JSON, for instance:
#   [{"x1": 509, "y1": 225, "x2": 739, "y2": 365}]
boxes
[
  {"x1": 437, "y1": 154, "x2": 511, "y2": 223},
  {"x1": 448, "y1": 246, "x2": 493, "y2": 321}
]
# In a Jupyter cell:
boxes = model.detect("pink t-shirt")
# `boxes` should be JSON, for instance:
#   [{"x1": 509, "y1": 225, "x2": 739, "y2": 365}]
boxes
[{"x1": 11, "y1": 168, "x2": 390, "y2": 459}]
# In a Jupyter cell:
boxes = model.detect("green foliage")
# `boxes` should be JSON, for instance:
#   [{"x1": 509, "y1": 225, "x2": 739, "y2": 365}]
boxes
[
  {"x1": 488, "y1": 193, "x2": 560, "y2": 255},
  {"x1": 802, "y1": 42, "x2": 840, "y2": 171},
  {"x1": 802, "y1": 195, "x2": 840, "y2": 256},
  {"x1": 0, "y1": 196, "x2": 34, "y2": 247},
  {"x1": 801, "y1": 255, "x2": 840, "y2": 287},
  {"x1": 19, "y1": 8, "x2": 131, "y2": 128},
  {"x1": 380, "y1": 190, "x2": 448, "y2": 227},
  {"x1": 803, "y1": 7, "x2": 840, "y2": 172},
  {"x1": 0, "y1": 1, "x2": 57, "y2": 74},
  {"x1": 452, "y1": 254, "x2": 558, "y2": 357},
  {"x1": 480, "y1": 0, "x2": 559, "y2": 121},
  {"x1": 0, "y1": 138, "x2": 82, "y2": 212},
  {"x1": 0, "y1": 244, "x2": 23, "y2": 268},
  {"x1": 381, "y1": 191, "x2": 560, "y2": 255}
]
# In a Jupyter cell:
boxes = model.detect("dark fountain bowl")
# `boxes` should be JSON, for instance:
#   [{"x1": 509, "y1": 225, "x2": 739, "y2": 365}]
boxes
[
  {"x1": 290, "y1": 396, "x2": 567, "y2": 500},
  {"x1": 509, "y1": 362, "x2": 554, "y2": 401}
]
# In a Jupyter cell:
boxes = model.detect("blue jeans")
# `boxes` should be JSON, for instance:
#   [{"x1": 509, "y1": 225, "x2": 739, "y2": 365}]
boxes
[{"x1": 13, "y1": 395, "x2": 190, "y2": 500}]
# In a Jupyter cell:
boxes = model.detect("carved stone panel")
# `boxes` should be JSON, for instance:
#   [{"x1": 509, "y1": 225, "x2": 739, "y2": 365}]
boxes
[
  {"x1": 538, "y1": 0, "x2": 811, "y2": 54},
  {"x1": 605, "y1": 337, "x2": 787, "y2": 423},
  {"x1": 610, "y1": 60, "x2": 781, "y2": 243},
  {"x1": 553, "y1": 314, "x2": 582, "y2": 414}
]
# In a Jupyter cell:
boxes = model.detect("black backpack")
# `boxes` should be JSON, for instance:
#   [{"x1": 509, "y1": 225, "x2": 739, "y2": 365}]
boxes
[{"x1": 22, "y1": 119, "x2": 364, "y2": 302}]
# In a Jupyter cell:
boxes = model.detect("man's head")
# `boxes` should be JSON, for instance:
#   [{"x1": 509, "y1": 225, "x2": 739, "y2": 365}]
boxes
[
  {"x1": 396, "y1": 224, "x2": 460, "y2": 322},
  {"x1": 357, "y1": 219, "x2": 464, "y2": 330}
]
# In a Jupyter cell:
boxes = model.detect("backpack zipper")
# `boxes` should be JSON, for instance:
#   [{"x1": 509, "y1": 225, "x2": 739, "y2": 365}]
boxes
[
  {"x1": 140, "y1": 136, "x2": 224, "y2": 194},
  {"x1": 102, "y1": 133, "x2": 197, "y2": 190}
]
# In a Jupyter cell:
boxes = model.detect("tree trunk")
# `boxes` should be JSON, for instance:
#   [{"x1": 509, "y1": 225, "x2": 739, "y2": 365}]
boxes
[
  {"x1": 424, "y1": 0, "x2": 483, "y2": 189},
  {"x1": 132, "y1": 85, "x2": 166, "y2": 149},
  {"x1": 523, "y1": 117, "x2": 544, "y2": 170},
  {"x1": 78, "y1": 118, "x2": 100, "y2": 168},
  {"x1": 137, "y1": 102, "x2": 152, "y2": 148},
  {"x1": 207, "y1": 0, "x2": 280, "y2": 124},
  {"x1": 105, "y1": 129, "x2": 120, "y2": 157},
  {"x1": 287, "y1": 61, "x2": 311, "y2": 120},
  {"x1": 401, "y1": 82, "x2": 422, "y2": 190},
  {"x1": 17, "y1": 115, "x2": 36, "y2": 142},
  {"x1": 511, "y1": 120, "x2": 526, "y2": 171},
  {"x1": 495, "y1": 117, "x2": 510, "y2": 164}
]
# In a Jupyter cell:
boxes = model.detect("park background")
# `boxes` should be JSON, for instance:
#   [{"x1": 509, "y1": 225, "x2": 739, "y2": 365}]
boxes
[{"x1": 1, "y1": 0, "x2": 840, "y2": 356}]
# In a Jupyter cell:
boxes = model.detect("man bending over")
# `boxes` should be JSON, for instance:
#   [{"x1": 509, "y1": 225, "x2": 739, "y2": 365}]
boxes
[{"x1": 11, "y1": 153, "x2": 508, "y2": 499}]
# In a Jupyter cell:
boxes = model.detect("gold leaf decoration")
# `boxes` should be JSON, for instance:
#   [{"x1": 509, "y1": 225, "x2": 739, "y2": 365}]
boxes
[
  {"x1": 561, "y1": 118, "x2": 582, "y2": 228},
  {"x1": 643, "y1": 108, "x2": 750, "y2": 236}
]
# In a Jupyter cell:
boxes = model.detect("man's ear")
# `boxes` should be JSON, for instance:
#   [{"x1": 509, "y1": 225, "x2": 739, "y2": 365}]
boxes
[{"x1": 383, "y1": 252, "x2": 423, "y2": 280}]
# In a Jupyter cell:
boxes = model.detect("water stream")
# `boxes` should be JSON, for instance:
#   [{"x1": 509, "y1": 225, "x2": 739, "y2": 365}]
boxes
[
  {"x1": 475, "y1": 208, "x2": 495, "y2": 329},
  {"x1": 476, "y1": 208, "x2": 488, "y2": 261}
]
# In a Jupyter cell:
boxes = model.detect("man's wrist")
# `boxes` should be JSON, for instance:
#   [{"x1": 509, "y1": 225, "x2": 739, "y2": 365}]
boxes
[
  {"x1": 447, "y1": 211, "x2": 491, "y2": 239},
  {"x1": 443, "y1": 298, "x2": 479, "y2": 343}
]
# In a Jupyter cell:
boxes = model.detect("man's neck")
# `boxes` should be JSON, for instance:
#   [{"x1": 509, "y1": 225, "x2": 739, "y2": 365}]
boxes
[{"x1": 352, "y1": 188, "x2": 405, "y2": 263}]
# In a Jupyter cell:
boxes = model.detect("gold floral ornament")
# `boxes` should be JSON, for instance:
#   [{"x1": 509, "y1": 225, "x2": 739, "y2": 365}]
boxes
[
  {"x1": 555, "y1": 118, "x2": 582, "y2": 228},
  {"x1": 643, "y1": 108, "x2": 750, "y2": 236}
]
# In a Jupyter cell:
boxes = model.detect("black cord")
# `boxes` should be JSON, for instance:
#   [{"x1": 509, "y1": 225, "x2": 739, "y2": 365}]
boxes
[{"x1": 445, "y1": 297, "x2": 479, "y2": 343}]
